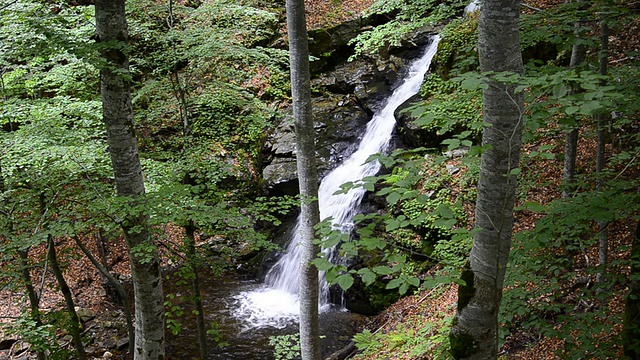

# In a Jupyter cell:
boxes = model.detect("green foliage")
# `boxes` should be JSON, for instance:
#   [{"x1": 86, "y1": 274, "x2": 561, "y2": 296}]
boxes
[
  {"x1": 2, "y1": 315, "x2": 68, "y2": 359},
  {"x1": 207, "y1": 321, "x2": 230, "y2": 348},
  {"x1": 501, "y1": 182, "x2": 640, "y2": 358},
  {"x1": 352, "y1": 306, "x2": 454, "y2": 360},
  {"x1": 269, "y1": 333, "x2": 301, "y2": 360},
  {"x1": 164, "y1": 293, "x2": 185, "y2": 335},
  {"x1": 128, "y1": 0, "x2": 289, "y2": 161},
  {"x1": 434, "y1": 16, "x2": 479, "y2": 78},
  {"x1": 398, "y1": 17, "x2": 482, "y2": 149},
  {"x1": 314, "y1": 148, "x2": 477, "y2": 304},
  {"x1": 349, "y1": 0, "x2": 467, "y2": 59}
]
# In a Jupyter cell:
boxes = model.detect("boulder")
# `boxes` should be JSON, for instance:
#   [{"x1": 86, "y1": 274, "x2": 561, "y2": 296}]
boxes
[{"x1": 75, "y1": 307, "x2": 96, "y2": 323}]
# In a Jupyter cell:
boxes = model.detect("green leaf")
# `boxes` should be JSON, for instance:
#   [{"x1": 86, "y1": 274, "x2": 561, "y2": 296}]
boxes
[
  {"x1": 386, "y1": 218, "x2": 400, "y2": 231},
  {"x1": 552, "y1": 83, "x2": 568, "y2": 98},
  {"x1": 436, "y1": 203, "x2": 455, "y2": 218},
  {"x1": 509, "y1": 167, "x2": 521, "y2": 176},
  {"x1": 386, "y1": 191, "x2": 401, "y2": 205},
  {"x1": 578, "y1": 101, "x2": 602, "y2": 115},
  {"x1": 336, "y1": 274, "x2": 354, "y2": 291},
  {"x1": 524, "y1": 201, "x2": 546, "y2": 213},
  {"x1": 399, "y1": 283, "x2": 409, "y2": 295},
  {"x1": 358, "y1": 268, "x2": 376, "y2": 286},
  {"x1": 433, "y1": 218, "x2": 456, "y2": 229},
  {"x1": 311, "y1": 257, "x2": 333, "y2": 271},
  {"x1": 564, "y1": 106, "x2": 579, "y2": 115},
  {"x1": 363, "y1": 182, "x2": 375, "y2": 192},
  {"x1": 373, "y1": 266, "x2": 393, "y2": 275},
  {"x1": 386, "y1": 278, "x2": 403, "y2": 290}
]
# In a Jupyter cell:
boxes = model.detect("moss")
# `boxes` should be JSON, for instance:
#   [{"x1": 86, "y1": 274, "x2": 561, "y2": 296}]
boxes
[
  {"x1": 457, "y1": 262, "x2": 475, "y2": 312},
  {"x1": 449, "y1": 318, "x2": 477, "y2": 359},
  {"x1": 365, "y1": 281, "x2": 402, "y2": 312}
]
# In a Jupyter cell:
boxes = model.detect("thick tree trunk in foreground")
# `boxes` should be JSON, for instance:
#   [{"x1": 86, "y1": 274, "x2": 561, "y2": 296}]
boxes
[
  {"x1": 95, "y1": 1, "x2": 165, "y2": 359},
  {"x1": 285, "y1": 0, "x2": 322, "y2": 359},
  {"x1": 449, "y1": 0, "x2": 524, "y2": 358}
]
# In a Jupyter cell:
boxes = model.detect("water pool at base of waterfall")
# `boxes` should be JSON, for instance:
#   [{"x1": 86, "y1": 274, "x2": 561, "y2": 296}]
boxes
[
  {"x1": 233, "y1": 285, "x2": 335, "y2": 329},
  {"x1": 165, "y1": 275, "x2": 361, "y2": 360},
  {"x1": 167, "y1": 36, "x2": 442, "y2": 359}
]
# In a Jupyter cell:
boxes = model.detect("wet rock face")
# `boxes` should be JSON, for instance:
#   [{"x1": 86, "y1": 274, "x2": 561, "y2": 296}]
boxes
[
  {"x1": 261, "y1": 23, "x2": 439, "y2": 196},
  {"x1": 261, "y1": 93, "x2": 370, "y2": 196},
  {"x1": 394, "y1": 93, "x2": 445, "y2": 149}
]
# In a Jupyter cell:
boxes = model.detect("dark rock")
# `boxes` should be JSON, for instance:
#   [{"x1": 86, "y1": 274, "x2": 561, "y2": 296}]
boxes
[
  {"x1": 262, "y1": 161, "x2": 299, "y2": 196},
  {"x1": 394, "y1": 93, "x2": 444, "y2": 149},
  {"x1": 75, "y1": 307, "x2": 96, "y2": 323},
  {"x1": 0, "y1": 337, "x2": 17, "y2": 351},
  {"x1": 116, "y1": 338, "x2": 129, "y2": 350},
  {"x1": 307, "y1": 14, "x2": 391, "y2": 74}
]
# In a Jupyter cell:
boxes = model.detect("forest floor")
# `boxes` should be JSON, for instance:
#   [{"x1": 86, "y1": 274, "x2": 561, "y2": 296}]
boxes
[{"x1": 352, "y1": 131, "x2": 636, "y2": 359}]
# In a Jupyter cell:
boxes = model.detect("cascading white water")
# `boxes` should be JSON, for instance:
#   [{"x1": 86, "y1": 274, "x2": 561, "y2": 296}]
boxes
[{"x1": 234, "y1": 35, "x2": 441, "y2": 328}]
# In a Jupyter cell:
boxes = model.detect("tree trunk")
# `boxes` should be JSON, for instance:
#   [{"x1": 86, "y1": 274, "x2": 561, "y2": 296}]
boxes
[
  {"x1": 562, "y1": 0, "x2": 587, "y2": 199},
  {"x1": 563, "y1": 128, "x2": 579, "y2": 198},
  {"x1": 285, "y1": 0, "x2": 322, "y2": 359},
  {"x1": 95, "y1": 1, "x2": 166, "y2": 359},
  {"x1": 185, "y1": 223, "x2": 209, "y2": 359},
  {"x1": 18, "y1": 247, "x2": 46, "y2": 360},
  {"x1": 74, "y1": 235, "x2": 135, "y2": 357},
  {"x1": 595, "y1": 19, "x2": 609, "y2": 285},
  {"x1": 449, "y1": 0, "x2": 524, "y2": 358},
  {"x1": 47, "y1": 236, "x2": 86, "y2": 360},
  {"x1": 623, "y1": 221, "x2": 640, "y2": 358},
  {"x1": 1, "y1": 168, "x2": 45, "y2": 360}
]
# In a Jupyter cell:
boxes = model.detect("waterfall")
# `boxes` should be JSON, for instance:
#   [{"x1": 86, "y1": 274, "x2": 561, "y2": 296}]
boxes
[{"x1": 235, "y1": 35, "x2": 441, "y2": 328}]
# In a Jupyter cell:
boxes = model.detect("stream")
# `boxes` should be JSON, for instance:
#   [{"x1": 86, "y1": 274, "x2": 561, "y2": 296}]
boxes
[
  {"x1": 167, "y1": 35, "x2": 441, "y2": 359},
  {"x1": 166, "y1": 274, "x2": 360, "y2": 359}
]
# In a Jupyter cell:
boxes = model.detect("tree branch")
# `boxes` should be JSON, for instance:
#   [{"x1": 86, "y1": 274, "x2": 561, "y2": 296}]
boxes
[{"x1": 521, "y1": 3, "x2": 543, "y2": 12}]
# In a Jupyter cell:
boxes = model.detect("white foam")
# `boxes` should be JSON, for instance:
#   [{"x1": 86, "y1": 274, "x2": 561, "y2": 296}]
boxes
[{"x1": 235, "y1": 36, "x2": 441, "y2": 329}]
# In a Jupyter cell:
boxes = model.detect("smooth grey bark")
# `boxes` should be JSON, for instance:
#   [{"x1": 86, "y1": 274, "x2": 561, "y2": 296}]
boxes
[
  {"x1": 562, "y1": 0, "x2": 587, "y2": 199},
  {"x1": 47, "y1": 235, "x2": 86, "y2": 360},
  {"x1": 595, "y1": 19, "x2": 609, "y2": 285},
  {"x1": 74, "y1": 235, "x2": 135, "y2": 356},
  {"x1": 95, "y1": 1, "x2": 166, "y2": 359},
  {"x1": 285, "y1": 0, "x2": 322, "y2": 359},
  {"x1": 449, "y1": 0, "x2": 524, "y2": 359}
]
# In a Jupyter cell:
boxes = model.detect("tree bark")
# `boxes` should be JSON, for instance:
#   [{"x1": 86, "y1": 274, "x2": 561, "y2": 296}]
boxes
[
  {"x1": 595, "y1": 19, "x2": 609, "y2": 285},
  {"x1": 449, "y1": 0, "x2": 524, "y2": 358},
  {"x1": 95, "y1": 1, "x2": 165, "y2": 359},
  {"x1": 74, "y1": 235, "x2": 135, "y2": 357},
  {"x1": 285, "y1": 0, "x2": 322, "y2": 359},
  {"x1": 17, "y1": 247, "x2": 46, "y2": 360},
  {"x1": 562, "y1": 0, "x2": 587, "y2": 199},
  {"x1": 185, "y1": 223, "x2": 209, "y2": 359},
  {"x1": 47, "y1": 236, "x2": 86, "y2": 360}
]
